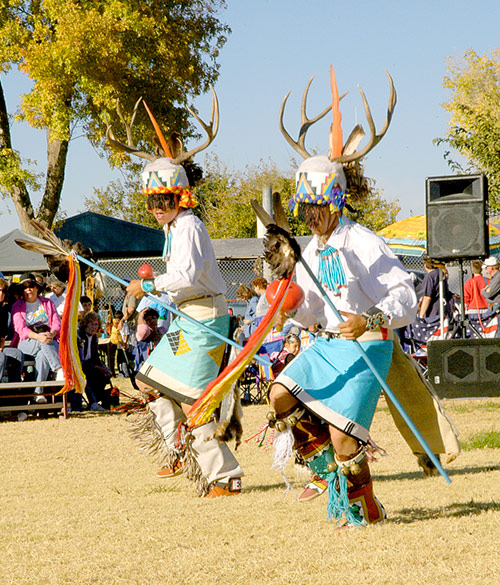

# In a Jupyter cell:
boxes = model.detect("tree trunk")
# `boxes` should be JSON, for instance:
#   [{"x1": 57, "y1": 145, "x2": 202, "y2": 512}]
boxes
[
  {"x1": 37, "y1": 128, "x2": 69, "y2": 229},
  {"x1": 1, "y1": 81, "x2": 70, "y2": 235},
  {"x1": 0, "y1": 80, "x2": 36, "y2": 234}
]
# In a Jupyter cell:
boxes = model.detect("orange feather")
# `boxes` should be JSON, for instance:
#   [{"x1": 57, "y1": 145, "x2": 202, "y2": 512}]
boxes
[
  {"x1": 329, "y1": 65, "x2": 344, "y2": 159},
  {"x1": 143, "y1": 101, "x2": 173, "y2": 158}
]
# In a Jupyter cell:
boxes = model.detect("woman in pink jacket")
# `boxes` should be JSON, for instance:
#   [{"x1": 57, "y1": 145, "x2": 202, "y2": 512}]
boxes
[{"x1": 11, "y1": 273, "x2": 64, "y2": 403}]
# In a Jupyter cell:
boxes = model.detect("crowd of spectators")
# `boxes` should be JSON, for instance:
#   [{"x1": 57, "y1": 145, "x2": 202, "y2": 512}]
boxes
[
  {"x1": 1, "y1": 256, "x2": 500, "y2": 420},
  {"x1": 0, "y1": 272, "x2": 131, "y2": 418}
]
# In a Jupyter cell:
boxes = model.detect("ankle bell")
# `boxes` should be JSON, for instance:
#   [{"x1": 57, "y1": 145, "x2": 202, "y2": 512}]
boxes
[{"x1": 335, "y1": 446, "x2": 367, "y2": 477}]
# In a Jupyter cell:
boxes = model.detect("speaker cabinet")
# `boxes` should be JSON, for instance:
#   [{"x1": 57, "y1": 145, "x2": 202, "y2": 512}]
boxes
[
  {"x1": 426, "y1": 174, "x2": 488, "y2": 260},
  {"x1": 427, "y1": 338, "x2": 500, "y2": 398}
]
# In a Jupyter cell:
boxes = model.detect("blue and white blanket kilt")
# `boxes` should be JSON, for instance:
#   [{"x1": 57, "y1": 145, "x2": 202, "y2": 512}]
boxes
[
  {"x1": 136, "y1": 303, "x2": 229, "y2": 405},
  {"x1": 275, "y1": 336, "x2": 393, "y2": 443}
]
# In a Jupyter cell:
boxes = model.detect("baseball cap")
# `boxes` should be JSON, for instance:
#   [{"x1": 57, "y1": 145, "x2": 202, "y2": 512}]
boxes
[{"x1": 19, "y1": 272, "x2": 37, "y2": 285}]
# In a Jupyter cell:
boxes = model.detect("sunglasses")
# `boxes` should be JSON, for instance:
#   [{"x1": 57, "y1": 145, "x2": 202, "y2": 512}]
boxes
[{"x1": 23, "y1": 282, "x2": 36, "y2": 289}]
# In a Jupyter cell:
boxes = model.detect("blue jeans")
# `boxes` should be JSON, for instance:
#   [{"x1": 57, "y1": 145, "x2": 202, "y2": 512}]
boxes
[
  {"x1": 0, "y1": 348, "x2": 24, "y2": 382},
  {"x1": 17, "y1": 338, "x2": 61, "y2": 393}
]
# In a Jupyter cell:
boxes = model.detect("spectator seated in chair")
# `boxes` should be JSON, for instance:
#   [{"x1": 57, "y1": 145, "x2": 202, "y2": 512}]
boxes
[
  {"x1": 132, "y1": 308, "x2": 167, "y2": 372},
  {"x1": 271, "y1": 333, "x2": 301, "y2": 378},
  {"x1": 0, "y1": 278, "x2": 24, "y2": 384},
  {"x1": 11, "y1": 273, "x2": 64, "y2": 404},
  {"x1": 78, "y1": 312, "x2": 113, "y2": 411}
]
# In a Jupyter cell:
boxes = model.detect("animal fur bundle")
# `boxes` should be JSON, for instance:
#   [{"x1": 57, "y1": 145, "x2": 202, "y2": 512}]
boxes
[{"x1": 263, "y1": 224, "x2": 301, "y2": 279}]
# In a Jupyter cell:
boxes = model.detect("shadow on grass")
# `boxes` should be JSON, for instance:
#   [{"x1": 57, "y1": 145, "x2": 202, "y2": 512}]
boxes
[
  {"x1": 373, "y1": 463, "x2": 500, "y2": 482},
  {"x1": 144, "y1": 484, "x2": 182, "y2": 495},
  {"x1": 245, "y1": 482, "x2": 290, "y2": 493},
  {"x1": 389, "y1": 500, "x2": 500, "y2": 524}
]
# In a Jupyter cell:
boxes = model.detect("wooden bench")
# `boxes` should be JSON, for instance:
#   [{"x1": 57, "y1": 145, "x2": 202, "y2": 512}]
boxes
[{"x1": 0, "y1": 380, "x2": 68, "y2": 419}]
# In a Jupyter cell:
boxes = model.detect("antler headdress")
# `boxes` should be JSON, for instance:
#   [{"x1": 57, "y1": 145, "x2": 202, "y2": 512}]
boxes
[
  {"x1": 106, "y1": 87, "x2": 219, "y2": 208},
  {"x1": 280, "y1": 67, "x2": 396, "y2": 215}
]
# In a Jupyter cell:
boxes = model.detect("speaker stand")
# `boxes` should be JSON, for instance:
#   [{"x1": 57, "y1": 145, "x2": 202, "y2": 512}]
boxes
[{"x1": 449, "y1": 259, "x2": 484, "y2": 340}]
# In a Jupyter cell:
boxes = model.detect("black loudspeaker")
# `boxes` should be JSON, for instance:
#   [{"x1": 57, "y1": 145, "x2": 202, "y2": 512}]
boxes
[
  {"x1": 427, "y1": 339, "x2": 500, "y2": 399},
  {"x1": 426, "y1": 174, "x2": 488, "y2": 260}
]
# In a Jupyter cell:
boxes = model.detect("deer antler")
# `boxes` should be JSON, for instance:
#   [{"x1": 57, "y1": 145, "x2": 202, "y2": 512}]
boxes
[
  {"x1": 106, "y1": 97, "x2": 155, "y2": 161},
  {"x1": 279, "y1": 75, "x2": 348, "y2": 159},
  {"x1": 333, "y1": 71, "x2": 396, "y2": 163},
  {"x1": 106, "y1": 87, "x2": 219, "y2": 164},
  {"x1": 172, "y1": 85, "x2": 219, "y2": 165}
]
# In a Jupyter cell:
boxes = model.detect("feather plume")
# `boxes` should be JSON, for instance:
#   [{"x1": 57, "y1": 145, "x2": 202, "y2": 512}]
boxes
[
  {"x1": 143, "y1": 100, "x2": 173, "y2": 158},
  {"x1": 250, "y1": 199, "x2": 274, "y2": 227},
  {"x1": 29, "y1": 219, "x2": 70, "y2": 255},
  {"x1": 272, "y1": 192, "x2": 292, "y2": 232},
  {"x1": 15, "y1": 220, "x2": 94, "y2": 283},
  {"x1": 15, "y1": 239, "x2": 66, "y2": 258},
  {"x1": 342, "y1": 124, "x2": 365, "y2": 156},
  {"x1": 328, "y1": 65, "x2": 344, "y2": 160}
]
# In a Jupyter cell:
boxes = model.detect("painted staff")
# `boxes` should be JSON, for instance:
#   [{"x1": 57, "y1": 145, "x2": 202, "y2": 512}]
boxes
[{"x1": 74, "y1": 254, "x2": 274, "y2": 368}]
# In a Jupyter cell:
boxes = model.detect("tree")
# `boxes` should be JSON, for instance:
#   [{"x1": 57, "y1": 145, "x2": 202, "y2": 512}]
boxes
[
  {"x1": 84, "y1": 153, "x2": 399, "y2": 237},
  {"x1": 435, "y1": 49, "x2": 500, "y2": 210},
  {"x1": 344, "y1": 186, "x2": 400, "y2": 233},
  {"x1": 83, "y1": 164, "x2": 159, "y2": 229},
  {"x1": 0, "y1": 0, "x2": 229, "y2": 233},
  {"x1": 195, "y1": 155, "x2": 300, "y2": 239}
]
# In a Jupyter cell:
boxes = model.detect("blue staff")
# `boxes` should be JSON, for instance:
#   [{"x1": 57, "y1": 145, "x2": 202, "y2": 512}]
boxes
[
  {"x1": 76, "y1": 255, "x2": 272, "y2": 368},
  {"x1": 298, "y1": 256, "x2": 451, "y2": 484}
]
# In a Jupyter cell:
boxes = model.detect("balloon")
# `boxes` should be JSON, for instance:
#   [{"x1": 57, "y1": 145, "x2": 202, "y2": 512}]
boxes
[
  {"x1": 138, "y1": 264, "x2": 154, "y2": 279},
  {"x1": 266, "y1": 280, "x2": 304, "y2": 312}
]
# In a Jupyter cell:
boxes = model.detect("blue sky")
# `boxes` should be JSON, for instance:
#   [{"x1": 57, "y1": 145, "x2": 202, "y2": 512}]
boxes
[{"x1": 1, "y1": 0, "x2": 500, "y2": 234}]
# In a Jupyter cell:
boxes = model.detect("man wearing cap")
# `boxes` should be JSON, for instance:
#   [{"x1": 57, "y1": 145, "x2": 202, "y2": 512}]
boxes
[{"x1": 481, "y1": 257, "x2": 500, "y2": 318}]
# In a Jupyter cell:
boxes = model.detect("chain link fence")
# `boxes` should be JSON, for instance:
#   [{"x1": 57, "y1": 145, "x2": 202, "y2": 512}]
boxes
[
  {"x1": 94, "y1": 251, "x2": 435, "y2": 314},
  {"x1": 96, "y1": 256, "x2": 260, "y2": 315}
]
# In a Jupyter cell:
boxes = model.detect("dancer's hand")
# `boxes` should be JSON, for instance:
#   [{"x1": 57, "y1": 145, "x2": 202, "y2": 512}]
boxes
[
  {"x1": 126, "y1": 279, "x2": 145, "y2": 299},
  {"x1": 338, "y1": 312, "x2": 367, "y2": 339}
]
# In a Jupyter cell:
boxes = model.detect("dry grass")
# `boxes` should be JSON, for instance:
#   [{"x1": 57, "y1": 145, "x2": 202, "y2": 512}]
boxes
[{"x1": 1, "y1": 381, "x2": 499, "y2": 585}]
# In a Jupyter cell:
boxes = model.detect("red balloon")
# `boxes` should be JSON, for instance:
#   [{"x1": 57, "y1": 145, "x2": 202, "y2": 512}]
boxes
[
  {"x1": 266, "y1": 280, "x2": 304, "y2": 312},
  {"x1": 138, "y1": 263, "x2": 154, "y2": 279}
]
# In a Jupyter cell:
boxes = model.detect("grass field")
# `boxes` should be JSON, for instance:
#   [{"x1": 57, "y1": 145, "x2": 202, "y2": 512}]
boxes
[{"x1": 1, "y1": 382, "x2": 499, "y2": 585}]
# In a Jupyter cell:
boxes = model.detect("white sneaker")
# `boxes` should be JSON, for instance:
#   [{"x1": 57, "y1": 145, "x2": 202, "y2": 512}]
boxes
[
  {"x1": 55, "y1": 368, "x2": 65, "y2": 382},
  {"x1": 18, "y1": 412, "x2": 28, "y2": 422},
  {"x1": 34, "y1": 394, "x2": 47, "y2": 404}
]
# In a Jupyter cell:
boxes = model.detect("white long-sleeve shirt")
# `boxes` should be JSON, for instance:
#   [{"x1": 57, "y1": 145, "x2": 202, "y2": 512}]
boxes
[
  {"x1": 292, "y1": 216, "x2": 418, "y2": 331},
  {"x1": 153, "y1": 209, "x2": 226, "y2": 304}
]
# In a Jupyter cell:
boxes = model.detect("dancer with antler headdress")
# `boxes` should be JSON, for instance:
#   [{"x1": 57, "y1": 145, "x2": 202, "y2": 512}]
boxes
[
  {"x1": 265, "y1": 67, "x2": 419, "y2": 526},
  {"x1": 110, "y1": 89, "x2": 242, "y2": 497}
]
